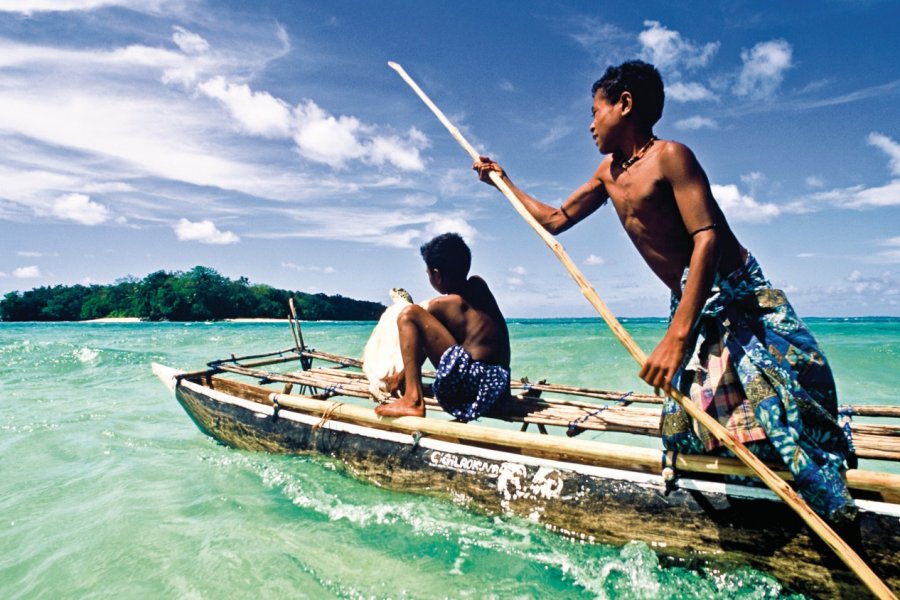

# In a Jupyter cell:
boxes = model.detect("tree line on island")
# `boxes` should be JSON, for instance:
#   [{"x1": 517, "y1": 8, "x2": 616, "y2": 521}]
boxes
[{"x1": 0, "y1": 266, "x2": 386, "y2": 322}]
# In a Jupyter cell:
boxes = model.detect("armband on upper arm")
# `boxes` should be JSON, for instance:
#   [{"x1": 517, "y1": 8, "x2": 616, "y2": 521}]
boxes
[
  {"x1": 560, "y1": 206, "x2": 574, "y2": 222},
  {"x1": 689, "y1": 223, "x2": 716, "y2": 237}
]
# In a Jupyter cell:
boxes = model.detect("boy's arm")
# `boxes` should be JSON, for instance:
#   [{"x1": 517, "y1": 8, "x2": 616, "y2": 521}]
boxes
[
  {"x1": 639, "y1": 143, "x2": 721, "y2": 392},
  {"x1": 474, "y1": 157, "x2": 609, "y2": 234}
]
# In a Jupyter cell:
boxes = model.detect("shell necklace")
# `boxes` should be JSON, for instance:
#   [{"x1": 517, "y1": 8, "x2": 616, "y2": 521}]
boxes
[{"x1": 620, "y1": 136, "x2": 658, "y2": 170}]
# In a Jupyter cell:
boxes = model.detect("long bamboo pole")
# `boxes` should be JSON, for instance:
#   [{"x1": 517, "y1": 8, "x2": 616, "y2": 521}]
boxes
[{"x1": 388, "y1": 61, "x2": 896, "y2": 599}]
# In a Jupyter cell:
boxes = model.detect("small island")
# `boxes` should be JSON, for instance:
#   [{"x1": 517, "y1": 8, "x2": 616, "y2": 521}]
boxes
[{"x1": 0, "y1": 266, "x2": 385, "y2": 322}]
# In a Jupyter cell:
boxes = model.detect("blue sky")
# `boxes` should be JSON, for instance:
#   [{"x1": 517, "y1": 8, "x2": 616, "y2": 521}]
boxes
[{"x1": 1, "y1": 1, "x2": 898, "y2": 317}]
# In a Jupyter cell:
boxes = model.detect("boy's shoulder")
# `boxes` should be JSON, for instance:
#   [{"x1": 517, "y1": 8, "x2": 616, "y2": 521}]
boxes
[
  {"x1": 655, "y1": 139, "x2": 698, "y2": 163},
  {"x1": 645, "y1": 139, "x2": 704, "y2": 179}
]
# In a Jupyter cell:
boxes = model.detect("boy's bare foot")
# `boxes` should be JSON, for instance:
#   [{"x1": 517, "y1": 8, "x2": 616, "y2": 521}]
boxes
[{"x1": 375, "y1": 397, "x2": 425, "y2": 417}]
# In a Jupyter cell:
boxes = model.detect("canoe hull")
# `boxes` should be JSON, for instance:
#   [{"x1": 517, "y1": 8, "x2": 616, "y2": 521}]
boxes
[{"x1": 167, "y1": 369, "x2": 899, "y2": 598}]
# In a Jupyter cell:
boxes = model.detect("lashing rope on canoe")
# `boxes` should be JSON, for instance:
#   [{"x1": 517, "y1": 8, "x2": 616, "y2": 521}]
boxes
[
  {"x1": 271, "y1": 395, "x2": 281, "y2": 421},
  {"x1": 566, "y1": 391, "x2": 633, "y2": 437},
  {"x1": 313, "y1": 402, "x2": 344, "y2": 430}
]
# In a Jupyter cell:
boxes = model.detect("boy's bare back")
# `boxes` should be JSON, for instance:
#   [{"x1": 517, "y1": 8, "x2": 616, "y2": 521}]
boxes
[{"x1": 429, "y1": 276, "x2": 510, "y2": 367}]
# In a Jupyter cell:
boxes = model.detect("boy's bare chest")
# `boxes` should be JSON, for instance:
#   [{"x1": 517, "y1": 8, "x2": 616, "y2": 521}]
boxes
[{"x1": 605, "y1": 175, "x2": 681, "y2": 233}]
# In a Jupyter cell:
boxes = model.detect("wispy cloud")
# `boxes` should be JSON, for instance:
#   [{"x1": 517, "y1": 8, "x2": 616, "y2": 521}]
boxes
[
  {"x1": 805, "y1": 175, "x2": 826, "y2": 189},
  {"x1": 0, "y1": 1, "x2": 183, "y2": 15},
  {"x1": 281, "y1": 262, "x2": 335, "y2": 274},
  {"x1": 667, "y1": 81, "x2": 718, "y2": 102},
  {"x1": 868, "y1": 132, "x2": 900, "y2": 176},
  {"x1": 787, "y1": 134, "x2": 900, "y2": 212},
  {"x1": 569, "y1": 18, "x2": 638, "y2": 67},
  {"x1": 247, "y1": 205, "x2": 480, "y2": 249},
  {"x1": 869, "y1": 237, "x2": 900, "y2": 264},
  {"x1": 674, "y1": 116, "x2": 718, "y2": 131},
  {"x1": 0, "y1": 11, "x2": 454, "y2": 250},
  {"x1": 584, "y1": 254, "x2": 605, "y2": 265}
]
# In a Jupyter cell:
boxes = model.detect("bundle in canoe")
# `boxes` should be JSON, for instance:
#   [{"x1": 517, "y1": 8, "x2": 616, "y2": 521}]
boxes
[{"x1": 152, "y1": 336, "x2": 900, "y2": 598}]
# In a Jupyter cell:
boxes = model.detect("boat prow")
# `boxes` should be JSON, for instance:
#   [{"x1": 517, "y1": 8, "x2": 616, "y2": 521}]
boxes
[{"x1": 151, "y1": 362, "x2": 182, "y2": 393}]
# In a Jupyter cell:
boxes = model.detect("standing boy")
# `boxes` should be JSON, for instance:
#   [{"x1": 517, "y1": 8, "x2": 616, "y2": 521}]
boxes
[
  {"x1": 473, "y1": 60, "x2": 854, "y2": 522},
  {"x1": 375, "y1": 233, "x2": 511, "y2": 422}
]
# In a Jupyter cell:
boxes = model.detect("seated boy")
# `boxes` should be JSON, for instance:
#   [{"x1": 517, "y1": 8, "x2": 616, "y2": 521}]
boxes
[{"x1": 374, "y1": 232, "x2": 511, "y2": 422}]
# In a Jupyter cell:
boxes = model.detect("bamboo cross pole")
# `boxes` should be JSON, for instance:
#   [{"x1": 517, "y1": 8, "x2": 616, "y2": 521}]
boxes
[{"x1": 388, "y1": 61, "x2": 896, "y2": 599}]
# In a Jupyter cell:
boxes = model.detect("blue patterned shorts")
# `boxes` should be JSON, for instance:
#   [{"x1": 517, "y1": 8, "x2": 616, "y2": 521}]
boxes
[{"x1": 432, "y1": 345, "x2": 510, "y2": 422}]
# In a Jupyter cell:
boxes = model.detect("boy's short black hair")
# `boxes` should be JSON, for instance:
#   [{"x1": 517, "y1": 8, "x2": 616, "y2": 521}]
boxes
[
  {"x1": 420, "y1": 233, "x2": 471, "y2": 281},
  {"x1": 592, "y1": 60, "x2": 665, "y2": 128}
]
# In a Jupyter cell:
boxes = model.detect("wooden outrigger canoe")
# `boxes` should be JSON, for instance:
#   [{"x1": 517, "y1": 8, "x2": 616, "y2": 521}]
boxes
[{"x1": 153, "y1": 343, "x2": 900, "y2": 598}]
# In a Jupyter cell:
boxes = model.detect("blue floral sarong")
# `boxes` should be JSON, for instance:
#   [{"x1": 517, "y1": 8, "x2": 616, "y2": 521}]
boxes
[
  {"x1": 661, "y1": 254, "x2": 856, "y2": 523},
  {"x1": 433, "y1": 345, "x2": 510, "y2": 423}
]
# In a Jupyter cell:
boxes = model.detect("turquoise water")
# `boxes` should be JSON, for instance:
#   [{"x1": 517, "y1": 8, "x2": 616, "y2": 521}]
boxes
[{"x1": 1, "y1": 318, "x2": 897, "y2": 599}]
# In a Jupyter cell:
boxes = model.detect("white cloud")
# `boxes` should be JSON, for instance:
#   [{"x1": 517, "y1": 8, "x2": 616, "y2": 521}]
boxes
[
  {"x1": 787, "y1": 135, "x2": 900, "y2": 212},
  {"x1": 711, "y1": 183, "x2": 781, "y2": 223},
  {"x1": 0, "y1": 272, "x2": 6, "y2": 278},
  {"x1": 537, "y1": 122, "x2": 574, "y2": 149},
  {"x1": 498, "y1": 80, "x2": 516, "y2": 92},
  {"x1": 292, "y1": 99, "x2": 367, "y2": 168},
  {"x1": 281, "y1": 262, "x2": 335, "y2": 273},
  {"x1": 674, "y1": 116, "x2": 718, "y2": 131},
  {"x1": 17, "y1": 251, "x2": 44, "y2": 257},
  {"x1": 869, "y1": 237, "x2": 900, "y2": 264},
  {"x1": 511, "y1": 266, "x2": 527, "y2": 275},
  {"x1": 638, "y1": 21, "x2": 718, "y2": 74},
  {"x1": 13, "y1": 265, "x2": 41, "y2": 278},
  {"x1": 173, "y1": 218, "x2": 239, "y2": 244},
  {"x1": 584, "y1": 254, "x2": 605, "y2": 265},
  {"x1": 667, "y1": 82, "x2": 717, "y2": 102},
  {"x1": 292, "y1": 99, "x2": 427, "y2": 171},
  {"x1": 804, "y1": 180, "x2": 900, "y2": 210},
  {"x1": 172, "y1": 26, "x2": 209, "y2": 55},
  {"x1": 735, "y1": 40, "x2": 792, "y2": 99},
  {"x1": 249, "y1": 205, "x2": 481, "y2": 249},
  {"x1": 423, "y1": 215, "x2": 478, "y2": 242},
  {"x1": 399, "y1": 194, "x2": 437, "y2": 208},
  {"x1": 740, "y1": 171, "x2": 765, "y2": 185},
  {"x1": 805, "y1": 175, "x2": 826, "y2": 188},
  {"x1": 570, "y1": 19, "x2": 636, "y2": 68},
  {"x1": 867, "y1": 132, "x2": 900, "y2": 176},
  {"x1": 51, "y1": 193, "x2": 110, "y2": 225},
  {"x1": 0, "y1": 1, "x2": 182, "y2": 14},
  {"x1": 367, "y1": 130, "x2": 428, "y2": 171},
  {"x1": 1, "y1": 1, "x2": 139, "y2": 13},
  {"x1": 198, "y1": 76, "x2": 293, "y2": 138}
]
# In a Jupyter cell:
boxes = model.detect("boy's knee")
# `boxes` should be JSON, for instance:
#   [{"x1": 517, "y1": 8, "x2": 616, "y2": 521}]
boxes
[{"x1": 396, "y1": 303, "x2": 424, "y2": 323}]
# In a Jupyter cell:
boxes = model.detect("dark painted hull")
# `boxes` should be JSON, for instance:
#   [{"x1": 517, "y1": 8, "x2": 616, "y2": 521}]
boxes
[{"x1": 165, "y1": 369, "x2": 899, "y2": 599}]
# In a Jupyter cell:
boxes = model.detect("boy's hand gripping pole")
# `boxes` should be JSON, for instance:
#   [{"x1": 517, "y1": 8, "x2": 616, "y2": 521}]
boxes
[{"x1": 388, "y1": 60, "x2": 896, "y2": 600}]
